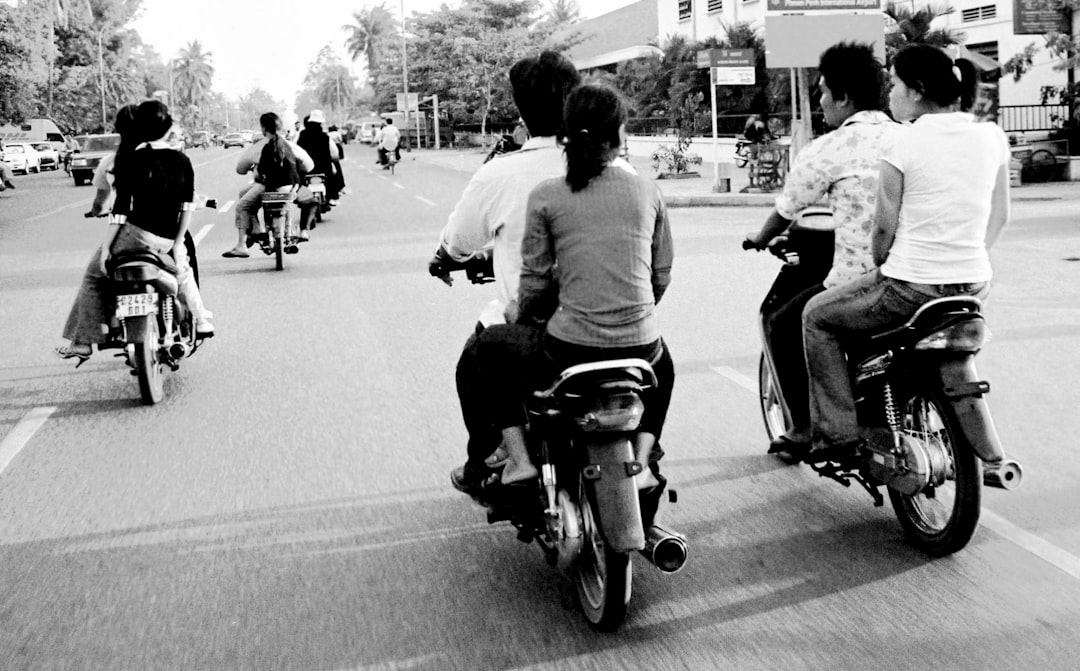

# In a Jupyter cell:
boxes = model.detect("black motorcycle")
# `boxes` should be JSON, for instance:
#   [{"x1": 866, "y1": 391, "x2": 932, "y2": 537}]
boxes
[
  {"x1": 430, "y1": 252, "x2": 687, "y2": 630},
  {"x1": 749, "y1": 209, "x2": 1022, "y2": 556}
]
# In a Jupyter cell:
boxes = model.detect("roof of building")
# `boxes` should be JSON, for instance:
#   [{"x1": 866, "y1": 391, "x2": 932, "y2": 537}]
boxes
[{"x1": 561, "y1": 0, "x2": 661, "y2": 70}]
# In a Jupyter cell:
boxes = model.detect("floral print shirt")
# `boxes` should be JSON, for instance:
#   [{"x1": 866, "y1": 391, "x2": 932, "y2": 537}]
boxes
[{"x1": 774, "y1": 111, "x2": 898, "y2": 288}]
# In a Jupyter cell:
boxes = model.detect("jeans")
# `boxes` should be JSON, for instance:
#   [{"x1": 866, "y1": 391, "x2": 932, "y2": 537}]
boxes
[
  {"x1": 63, "y1": 224, "x2": 207, "y2": 344},
  {"x1": 477, "y1": 324, "x2": 676, "y2": 440},
  {"x1": 456, "y1": 322, "x2": 502, "y2": 469},
  {"x1": 802, "y1": 269, "x2": 989, "y2": 447},
  {"x1": 763, "y1": 283, "x2": 823, "y2": 432}
]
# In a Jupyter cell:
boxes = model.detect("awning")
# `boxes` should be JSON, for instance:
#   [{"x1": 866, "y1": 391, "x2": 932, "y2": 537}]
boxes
[{"x1": 946, "y1": 44, "x2": 1002, "y2": 78}]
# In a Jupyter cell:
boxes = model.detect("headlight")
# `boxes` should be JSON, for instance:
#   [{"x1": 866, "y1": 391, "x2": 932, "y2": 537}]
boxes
[
  {"x1": 72, "y1": 158, "x2": 87, "y2": 166},
  {"x1": 573, "y1": 393, "x2": 644, "y2": 432}
]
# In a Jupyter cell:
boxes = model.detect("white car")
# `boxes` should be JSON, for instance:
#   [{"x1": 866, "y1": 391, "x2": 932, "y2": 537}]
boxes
[
  {"x1": 1, "y1": 143, "x2": 42, "y2": 174},
  {"x1": 31, "y1": 142, "x2": 60, "y2": 170}
]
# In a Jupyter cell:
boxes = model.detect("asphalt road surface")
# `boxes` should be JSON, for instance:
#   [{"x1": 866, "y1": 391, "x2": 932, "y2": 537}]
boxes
[{"x1": 1, "y1": 146, "x2": 1078, "y2": 670}]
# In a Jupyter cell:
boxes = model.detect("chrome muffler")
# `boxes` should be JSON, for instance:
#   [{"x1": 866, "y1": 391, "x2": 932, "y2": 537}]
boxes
[
  {"x1": 167, "y1": 342, "x2": 188, "y2": 361},
  {"x1": 983, "y1": 459, "x2": 1022, "y2": 490},
  {"x1": 639, "y1": 523, "x2": 688, "y2": 574}
]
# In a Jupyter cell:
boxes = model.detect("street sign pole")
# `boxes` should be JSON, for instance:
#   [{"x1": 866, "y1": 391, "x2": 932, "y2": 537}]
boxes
[{"x1": 710, "y1": 67, "x2": 719, "y2": 191}]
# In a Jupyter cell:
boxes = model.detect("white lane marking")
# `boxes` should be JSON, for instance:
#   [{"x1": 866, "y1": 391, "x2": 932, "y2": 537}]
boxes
[
  {"x1": 0, "y1": 406, "x2": 56, "y2": 475},
  {"x1": 713, "y1": 364, "x2": 1080, "y2": 581},
  {"x1": 711, "y1": 365, "x2": 757, "y2": 393},
  {"x1": 415, "y1": 195, "x2": 436, "y2": 207},
  {"x1": 193, "y1": 223, "x2": 214, "y2": 246},
  {"x1": 377, "y1": 174, "x2": 388, "y2": 181},
  {"x1": 26, "y1": 200, "x2": 90, "y2": 222},
  {"x1": 982, "y1": 510, "x2": 1080, "y2": 581},
  {"x1": 393, "y1": 182, "x2": 405, "y2": 190},
  {"x1": 217, "y1": 199, "x2": 235, "y2": 214}
]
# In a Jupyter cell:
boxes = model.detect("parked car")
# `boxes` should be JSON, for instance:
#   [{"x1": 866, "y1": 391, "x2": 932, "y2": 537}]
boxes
[
  {"x1": 32, "y1": 142, "x2": 60, "y2": 170},
  {"x1": 69, "y1": 133, "x2": 121, "y2": 186},
  {"x1": 222, "y1": 132, "x2": 245, "y2": 148},
  {"x1": 239, "y1": 130, "x2": 255, "y2": 144},
  {"x1": 2, "y1": 143, "x2": 43, "y2": 174}
]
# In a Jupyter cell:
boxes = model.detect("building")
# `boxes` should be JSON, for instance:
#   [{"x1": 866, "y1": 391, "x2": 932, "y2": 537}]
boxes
[{"x1": 563, "y1": 0, "x2": 662, "y2": 71}]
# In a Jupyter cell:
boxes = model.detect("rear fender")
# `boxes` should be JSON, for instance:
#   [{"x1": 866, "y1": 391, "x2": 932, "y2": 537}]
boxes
[
  {"x1": 124, "y1": 313, "x2": 151, "y2": 343},
  {"x1": 583, "y1": 436, "x2": 645, "y2": 552},
  {"x1": 935, "y1": 357, "x2": 1004, "y2": 464}
]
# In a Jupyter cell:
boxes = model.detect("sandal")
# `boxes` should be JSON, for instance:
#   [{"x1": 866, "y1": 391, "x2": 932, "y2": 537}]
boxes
[
  {"x1": 222, "y1": 249, "x2": 249, "y2": 258},
  {"x1": 484, "y1": 448, "x2": 508, "y2": 469},
  {"x1": 55, "y1": 344, "x2": 91, "y2": 368}
]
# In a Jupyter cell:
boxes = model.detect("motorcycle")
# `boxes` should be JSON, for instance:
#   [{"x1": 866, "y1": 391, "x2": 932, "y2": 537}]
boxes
[
  {"x1": 104, "y1": 213, "x2": 209, "y2": 404},
  {"x1": 429, "y1": 252, "x2": 687, "y2": 631},
  {"x1": 257, "y1": 191, "x2": 299, "y2": 271},
  {"x1": 304, "y1": 172, "x2": 329, "y2": 224},
  {"x1": 748, "y1": 208, "x2": 1023, "y2": 557}
]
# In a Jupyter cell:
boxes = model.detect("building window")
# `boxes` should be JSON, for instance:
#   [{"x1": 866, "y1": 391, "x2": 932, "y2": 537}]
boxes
[
  {"x1": 966, "y1": 40, "x2": 999, "y2": 62},
  {"x1": 961, "y1": 5, "x2": 997, "y2": 22},
  {"x1": 708, "y1": 0, "x2": 722, "y2": 11},
  {"x1": 678, "y1": 0, "x2": 692, "y2": 20}
]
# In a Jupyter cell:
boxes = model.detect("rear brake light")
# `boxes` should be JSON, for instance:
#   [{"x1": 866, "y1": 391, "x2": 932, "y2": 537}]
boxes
[
  {"x1": 915, "y1": 320, "x2": 990, "y2": 351},
  {"x1": 574, "y1": 393, "x2": 644, "y2": 432}
]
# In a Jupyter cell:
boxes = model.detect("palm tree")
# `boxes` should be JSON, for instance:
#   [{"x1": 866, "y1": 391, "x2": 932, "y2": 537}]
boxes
[
  {"x1": 547, "y1": 0, "x2": 580, "y2": 25},
  {"x1": 172, "y1": 40, "x2": 214, "y2": 126},
  {"x1": 884, "y1": 3, "x2": 963, "y2": 58},
  {"x1": 342, "y1": 2, "x2": 397, "y2": 81}
]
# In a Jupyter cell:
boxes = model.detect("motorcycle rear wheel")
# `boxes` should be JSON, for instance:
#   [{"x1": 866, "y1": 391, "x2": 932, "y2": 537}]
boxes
[
  {"x1": 575, "y1": 485, "x2": 631, "y2": 631},
  {"x1": 273, "y1": 220, "x2": 284, "y2": 271},
  {"x1": 888, "y1": 388, "x2": 981, "y2": 557},
  {"x1": 130, "y1": 314, "x2": 164, "y2": 405}
]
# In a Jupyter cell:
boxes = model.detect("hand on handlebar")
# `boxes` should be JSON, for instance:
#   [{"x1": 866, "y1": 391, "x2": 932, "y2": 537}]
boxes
[
  {"x1": 428, "y1": 246, "x2": 454, "y2": 286},
  {"x1": 84, "y1": 210, "x2": 107, "y2": 218},
  {"x1": 742, "y1": 234, "x2": 763, "y2": 252}
]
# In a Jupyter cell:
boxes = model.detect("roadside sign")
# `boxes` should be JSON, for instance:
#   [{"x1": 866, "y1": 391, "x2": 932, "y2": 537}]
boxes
[
  {"x1": 697, "y1": 48, "x2": 754, "y2": 68},
  {"x1": 395, "y1": 92, "x2": 418, "y2": 113},
  {"x1": 765, "y1": 14, "x2": 885, "y2": 68},
  {"x1": 712, "y1": 67, "x2": 756, "y2": 86},
  {"x1": 1013, "y1": 0, "x2": 1070, "y2": 35}
]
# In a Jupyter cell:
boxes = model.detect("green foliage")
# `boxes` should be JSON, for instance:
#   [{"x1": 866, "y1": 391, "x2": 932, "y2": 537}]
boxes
[
  {"x1": 650, "y1": 135, "x2": 702, "y2": 176},
  {"x1": 883, "y1": 3, "x2": 962, "y2": 61},
  {"x1": 342, "y1": 2, "x2": 398, "y2": 82}
]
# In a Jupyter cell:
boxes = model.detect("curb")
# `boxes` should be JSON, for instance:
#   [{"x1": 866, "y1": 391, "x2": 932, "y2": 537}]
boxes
[{"x1": 664, "y1": 194, "x2": 774, "y2": 208}]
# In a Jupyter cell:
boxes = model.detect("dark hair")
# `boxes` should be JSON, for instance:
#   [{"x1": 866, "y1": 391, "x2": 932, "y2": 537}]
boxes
[
  {"x1": 509, "y1": 50, "x2": 581, "y2": 138},
  {"x1": 384, "y1": 118, "x2": 393, "y2": 125},
  {"x1": 892, "y1": 44, "x2": 977, "y2": 110},
  {"x1": 110, "y1": 103, "x2": 142, "y2": 194},
  {"x1": 260, "y1": 112, "x2": 281, "y2": 135},
  {"x1": 818, "y1": 42, "x2": 886, "y2": 111},
  {"x1": 562, "y1": 83, "x2": 626, "y2": 193},
  {"x1": 135, "y1": 99, "x2": 172, "y2": 143}
]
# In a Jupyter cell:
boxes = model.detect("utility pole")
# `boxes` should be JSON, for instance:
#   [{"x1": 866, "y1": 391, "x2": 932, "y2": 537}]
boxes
[
  {"x1": 400, "y1": 0, "x2": 410, "y2": 151},
  {"x1": 97, "y1": 26, "x2": 107, "y2": 128}
]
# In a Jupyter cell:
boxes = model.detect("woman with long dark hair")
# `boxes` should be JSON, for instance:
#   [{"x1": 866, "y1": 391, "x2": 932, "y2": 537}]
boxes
[
  {"x1": 476, "y1": 83, "x2": 675, "y2": 500},
  {"x1": 56, "y1": 100, "x2": 213, "y2": 365}
]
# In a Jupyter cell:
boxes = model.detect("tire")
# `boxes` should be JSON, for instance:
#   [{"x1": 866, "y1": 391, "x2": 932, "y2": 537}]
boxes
[
  {"x1": 1025, "y1": 149, "x2": 1057, "y2": 183},
  {"x1": 758, "y1": 352, "x2": 790, "y2": 442},
  {"x1": 73, "y1": 176, "x2": 85, "y2": 186},
  {"x1": 575, "y1": 485, "x2": 631, "y2": 631},
  {"x1": 131, "y1": 314, "x2": 165, "y2": 405},
  {"x1": 888, "y1": 387, "x2": 981, "y2": 557},
  {"x1": 274, "y1": 232, "x2": 284, "y2": 271}
]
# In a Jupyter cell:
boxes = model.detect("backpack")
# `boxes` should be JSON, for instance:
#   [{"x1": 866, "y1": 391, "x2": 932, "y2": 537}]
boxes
[{"x1": 256, "y1": 135, "x2": 299, "y2": 190}]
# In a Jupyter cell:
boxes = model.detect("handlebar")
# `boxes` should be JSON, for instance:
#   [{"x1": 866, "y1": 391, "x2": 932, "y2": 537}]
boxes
[{"x1": 428, "y1": 249, "x2": 495, "y2": 285}]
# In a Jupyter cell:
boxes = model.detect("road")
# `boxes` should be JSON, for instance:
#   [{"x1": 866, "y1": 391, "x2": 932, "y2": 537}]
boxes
[{"x1": 1, "y1": 147, "x2": 1078, "y2": 670}]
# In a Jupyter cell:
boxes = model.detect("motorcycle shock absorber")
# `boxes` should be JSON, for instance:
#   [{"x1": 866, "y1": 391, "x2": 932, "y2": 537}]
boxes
[
  {"x1": 883, "y1": 382, "x2": 901, "y2": 451},
  {"x1": 161, "y1": 295, "x2": 174, "y2": 339}
]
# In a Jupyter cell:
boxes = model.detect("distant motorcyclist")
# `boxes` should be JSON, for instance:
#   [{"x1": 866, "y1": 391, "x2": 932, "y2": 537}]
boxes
[
  {"x1": 375, "y1": 119, "x2": 400, "y2": 168},
  {"x1": 297, "y1": 109, "x2": 343, "y2": 202}
]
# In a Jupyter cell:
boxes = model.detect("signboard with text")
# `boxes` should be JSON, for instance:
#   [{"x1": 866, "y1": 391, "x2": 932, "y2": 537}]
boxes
[
  {"x1": 712, "y1": 67, "x2": 756, "y2": 86},
  {"x1": 765, "y1": 14, "x2": 885, "y2": 68},
  {"x1": 396, "y1": 92, "x2": 419, "y2": 113},
  {"x1": 1013, "y1": 0, "x2": 1069, "y2": 35},
  {"x1": 766, "y1": 0, "x2": 882, "y2": 11},
  {"x1": 697, "y1": 49, "x2": 754, "y2": 68}
]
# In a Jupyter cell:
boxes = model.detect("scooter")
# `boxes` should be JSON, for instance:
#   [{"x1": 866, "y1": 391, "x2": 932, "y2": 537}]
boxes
[
  {"x1": 429, "y1": 252, "x2": 687, "y2": 631},
  {"x1": 748, "y1": 209, "x2": 1023, "y2": 557}
]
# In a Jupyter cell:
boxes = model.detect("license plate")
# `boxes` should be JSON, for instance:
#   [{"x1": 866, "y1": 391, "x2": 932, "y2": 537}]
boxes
[{"x1": 116, "y1": 292, "x2": 158, "y2": 318}]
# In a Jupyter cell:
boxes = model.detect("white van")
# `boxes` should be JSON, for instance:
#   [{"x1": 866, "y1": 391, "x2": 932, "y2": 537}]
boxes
[{"x1": 0, "y1": 118, "x2": 68, "y2": 155}]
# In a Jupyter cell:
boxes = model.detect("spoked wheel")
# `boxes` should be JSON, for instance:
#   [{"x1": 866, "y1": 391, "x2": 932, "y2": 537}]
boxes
[
  {"x1": 888, "y1": 389, "x2": 981, "y2": 557},
  {"x1": 130, "y1": 314, "x2": 164, "y2": 405},
  {"x1": 758, "y1": 352, "x2": 790, "y2": 442},
  {"x1": 575, "y1": 482, "x2": 631, "y2": 631}
]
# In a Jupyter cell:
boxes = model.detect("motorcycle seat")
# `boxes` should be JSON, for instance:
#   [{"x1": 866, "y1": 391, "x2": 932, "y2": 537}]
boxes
[
  {"x1": 534, "y1": 358, "x2": 657, "y2": 401},
  {"x1": 868, "y1": 296, "x2": 982, "y2": 345},
  {"x1": 107, "y1": 249, "x2": 178, "y2": 276},
  {"x1": 304, "y1": 173, "x2": 326, "y2": 184}
]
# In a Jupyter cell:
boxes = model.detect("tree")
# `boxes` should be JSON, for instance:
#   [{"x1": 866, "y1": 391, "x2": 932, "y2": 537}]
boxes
[
  {"x1": 172, "y1": 40, "x2": 214, "y2": 128},
  {"x1": 342, "y1": 2, "x2": 397, "y2": 83},
  {"x1": 883, "y1": 2, "x2": 963, "y2": 58},
  {"x1": 546, "y1": 0, "x2": 579, "y2": 25}
]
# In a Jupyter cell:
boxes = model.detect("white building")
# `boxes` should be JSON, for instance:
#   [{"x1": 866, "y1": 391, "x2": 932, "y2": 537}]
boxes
[{"x1": 657, "y1": 0, "x2": 1077, "y2": 107}]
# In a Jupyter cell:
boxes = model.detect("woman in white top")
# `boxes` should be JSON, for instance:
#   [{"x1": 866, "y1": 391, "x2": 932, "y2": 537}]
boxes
[{"x1": 801, "y1": 43, "x2": 1010, "y2": 462}]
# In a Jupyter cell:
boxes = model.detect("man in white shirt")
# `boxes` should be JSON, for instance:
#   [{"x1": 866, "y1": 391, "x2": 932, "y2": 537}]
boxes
[
  {"x1": 376, "y1": 119, "x2": 401, "y2": 168},
  {"x1": 428, "y1": 51, "x2": 581, "y2": 495}
]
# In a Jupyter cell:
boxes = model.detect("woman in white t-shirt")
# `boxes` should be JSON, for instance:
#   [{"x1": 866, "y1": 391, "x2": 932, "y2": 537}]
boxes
[{"x1": 800, "y1": 43, "x2": 1010, "y2": 462}]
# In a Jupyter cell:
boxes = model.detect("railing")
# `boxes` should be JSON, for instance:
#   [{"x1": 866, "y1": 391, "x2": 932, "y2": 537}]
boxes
[{"x1": 998, "y1": 105, "x2": 1070, "y2": 132}]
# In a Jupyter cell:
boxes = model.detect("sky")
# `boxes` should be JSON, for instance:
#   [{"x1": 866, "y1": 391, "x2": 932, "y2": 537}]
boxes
[{"x1": 129, "y1": 0, "x2": 637, "y2": 111}]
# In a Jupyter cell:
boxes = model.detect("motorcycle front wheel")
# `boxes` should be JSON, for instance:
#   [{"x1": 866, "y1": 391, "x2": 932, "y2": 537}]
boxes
[
  {"x1": 888, "y1": 388, "x2": 981, "y2": 557},
  {"x1": 128, "y1": 314, "x2": 164, "y2": 405},
  {"x1": 273, "y1": 218, "x2": 284, "y2": 271},
  {"x1": 575, "y1": 483, "x2": 631, "y2": 631}
]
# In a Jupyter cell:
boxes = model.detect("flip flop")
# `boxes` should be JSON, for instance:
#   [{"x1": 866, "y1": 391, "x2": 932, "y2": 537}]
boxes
[
  {"x1": 222, "y1": 249, "x2": 249, "y2": 258},
  {"x1": 484, "y1": 447, "x2": 509, "y2": 469}
]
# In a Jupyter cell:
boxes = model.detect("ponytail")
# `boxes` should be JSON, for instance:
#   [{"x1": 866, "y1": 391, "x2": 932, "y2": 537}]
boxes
[
  {"x1": 562, "y1": 84, "x2": 626, "y2": 193},
  {"x1": 954, "y1": 58, "x2": 978, "y2": 112}
]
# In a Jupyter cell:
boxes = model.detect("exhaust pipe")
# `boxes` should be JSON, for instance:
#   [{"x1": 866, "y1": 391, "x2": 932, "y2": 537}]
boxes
[
  {"x1": 639, "y1": 523, "x2": 688, "y2": 574},
  {"x1": 984, "y1": 459, "x2": 1022, "y2": 490}
]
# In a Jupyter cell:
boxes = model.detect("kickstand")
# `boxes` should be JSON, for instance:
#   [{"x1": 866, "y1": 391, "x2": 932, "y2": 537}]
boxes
[{"x1": 809, "y1": 462, "x2": 885, "y2": 507}]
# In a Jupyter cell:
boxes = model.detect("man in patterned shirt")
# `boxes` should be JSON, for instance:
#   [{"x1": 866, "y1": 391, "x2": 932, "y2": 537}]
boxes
[{"x1": 744, "y1": 41, "x2": 897, "y2": 459}]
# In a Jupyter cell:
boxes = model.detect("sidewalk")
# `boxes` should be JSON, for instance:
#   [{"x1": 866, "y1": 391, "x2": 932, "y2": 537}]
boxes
[{"x1": 407, "y1": 147, "x2": 1080, "y2": 208}]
